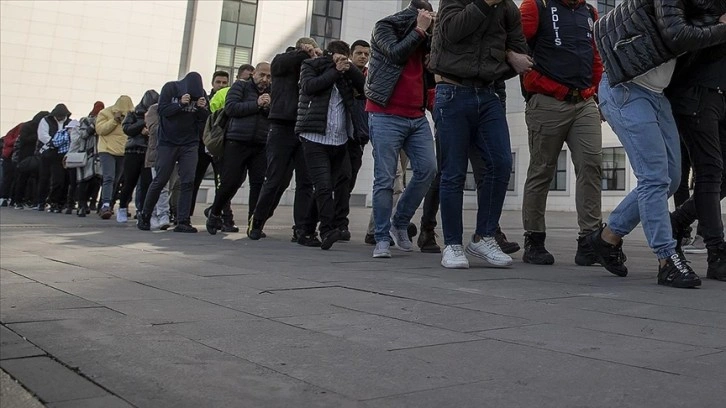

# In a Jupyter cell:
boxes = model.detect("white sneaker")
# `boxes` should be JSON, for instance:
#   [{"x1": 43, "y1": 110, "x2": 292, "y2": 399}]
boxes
[
  {"x1": 683, "y1": 235, "x2": 707, "y2": 254},
  {"x1": 150, "y1": 216, "x2": 160, "y2": 230},
  {"x1": 441, "y1": 245, "x2": 469, "y2": 269},
  {"x1": 158, "y1": 215, "x2": 171, "y2": 231},
  {"x1": 466, "y1": 235, "x2": 513, "y2": 266},
  {"x1": 389, "y1": 226, "x2": 413, "y2": 252},
  {"x1": 116, "y1": 208, "x2": 128, "y2": 223},
  {"x1": 373, "y1": 241, "x2": 392, "y2": 258}
]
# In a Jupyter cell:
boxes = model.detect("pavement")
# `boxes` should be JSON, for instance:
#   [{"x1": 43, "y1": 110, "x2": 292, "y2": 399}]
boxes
[{"x1": 0, "y1": 205, "x2": 724, "y2": 408}]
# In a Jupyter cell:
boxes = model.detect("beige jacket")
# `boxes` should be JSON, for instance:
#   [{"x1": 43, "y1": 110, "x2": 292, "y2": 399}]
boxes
[{"x1": 95, "y1": 95, "x2": 133, "y2": 156}]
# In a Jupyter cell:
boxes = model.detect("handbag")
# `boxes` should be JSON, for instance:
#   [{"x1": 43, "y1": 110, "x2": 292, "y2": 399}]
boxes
[{"x1": 64, "y1": 152, "x2": 88, "y2": 168}]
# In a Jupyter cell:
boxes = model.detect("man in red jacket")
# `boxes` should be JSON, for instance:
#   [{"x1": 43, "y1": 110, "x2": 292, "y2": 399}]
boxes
[
  {"x1": 0, "y1": 123, "x2": 23, "y2": 206},
  {"x1": 519, "y1": 0, "x2": 604, "y2": 266}
]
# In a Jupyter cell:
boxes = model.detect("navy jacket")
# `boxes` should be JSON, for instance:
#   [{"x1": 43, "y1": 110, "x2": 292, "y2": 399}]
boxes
[
  {"x1": 224, "y1": 79, "x2": 270, "y2": 145},
  {"x1": 158, "y1": 72, "x2": 210, "y2": 146}
]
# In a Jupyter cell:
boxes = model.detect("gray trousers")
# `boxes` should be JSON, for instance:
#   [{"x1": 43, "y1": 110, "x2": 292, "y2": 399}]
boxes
[{"x1": 99, "y1": 152, "x2": 124, "y2": 206}]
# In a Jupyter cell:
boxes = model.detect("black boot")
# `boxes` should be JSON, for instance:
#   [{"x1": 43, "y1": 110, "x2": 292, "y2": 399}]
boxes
[
  {"x1": 297, "y1": 229, "x2": 322, "y2": 247},
  {"x1": 321, "y1": 229, "x2": 342, "y2": 250},
  {"x1": 706, "y1": 243, "x2": 726, "y2": 281},
  {"x1": 417, "y1": 227, "x2": 441, "y2": 253},
  {"x1": 495, "y1": 227, "x2": 520, "y2": 254},
  {"x1": 575, "y1": 235, "x2": 598, "y2": 266},
  {"x1": 137, "y1": 211, "x2": 151, "y2": 231},
  {"x1": 585, "y1": 225, "x2": 628, "y2": 277},
  {"x1": 206, "y1": 212, "x2": 223, "y2": 235},
  {"x1": 247, "y1": 217, "x2": 264, "y2": 240},
  {"x1": 658, "y1": 253, "x2": 701, "y2": 288},
  {"x1": 522, "y1": 232, "x2": 555, "y2": 265}
]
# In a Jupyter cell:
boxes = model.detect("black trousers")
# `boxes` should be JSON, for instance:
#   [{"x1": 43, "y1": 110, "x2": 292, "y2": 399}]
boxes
[
  {"x1": 191, "y1": 146, "x2": 233, "y2": 220},
  {"x1": 0, "y1": 158, "x2": 16, "y2": 200},
  {"x1": 333, "y1": 140, "x2": 364, "y2": 229},
  {"x1": 118, "y1": 152, "x2": 151, "y2": 210},
  {"x1": 252, "y1": 123, "x2": 316, "y2": 233},
  {"x1": 77, "y1": 176, "x2": 101, "y2": 210},
  {"x1": 211, "y1": 140, "x2": 266, "y2": 221},
  {"x1": 143, "y1": 144, "x2": 198, "y2": 224},
  {"x1": 65, "y1": 170, "x2": 76, "y2": 208},
  {"x1": 674, "y1": 137, "x2": 692, "y2": 207},
  {"x1": 37, "y1": 153, "x2": 67, "y2": 206},
  {"x1": 672, "y1": 87, "x2": 726, "y2": 248},
  {"x1": 302, "y1": 139, "x2": 350, "y2": 236},
  {"x1": 12, "y1": 166, "x2": 36, "y2": 204}
]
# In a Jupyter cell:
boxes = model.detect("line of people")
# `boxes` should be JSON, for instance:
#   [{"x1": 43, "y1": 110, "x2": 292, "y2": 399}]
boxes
[{"x1": 1, "y1": 0, "x2": 724, "y2": 289}]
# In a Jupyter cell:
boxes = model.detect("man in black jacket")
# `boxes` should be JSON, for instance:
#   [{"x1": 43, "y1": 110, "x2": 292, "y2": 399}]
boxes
[
  {"x1": 429, "y1": 0, "x2": 531, "y2": 269},
  {"x1": 247, "y1": 38, "x2": 322, "y2": 246},
  {"x1": 36, "y1": 104, "x2": 71, "y2": 212},
  {"x1": 589, "y1": 0, "x2": 726, "y2": 288},
  {"x1": 297, "y1": 41, "x2": 365, "y2": 250},
  {"x1": 206, "y1": 62, "x2": 272, "y2": 235}
]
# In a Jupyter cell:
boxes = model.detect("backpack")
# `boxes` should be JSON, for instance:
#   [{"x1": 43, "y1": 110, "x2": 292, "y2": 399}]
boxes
[{"x1": 202, "y1": 109, "x2": 228, "y2": 158}]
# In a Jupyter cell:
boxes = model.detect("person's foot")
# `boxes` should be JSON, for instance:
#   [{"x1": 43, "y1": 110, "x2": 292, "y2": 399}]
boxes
[
  {"x1": 417, "y1": 228, "x2": 441, "y2": 253},
  {"x1": 77, "y1": 209, "x2": 86, "y2": 218},
  {"x1": 390, "y1": 226, "x2": 414, "y2": 252},
  {"x1": 248, "y1": 218, "x2": 263, "y2": 240},
  {"x1": 658, "y1": 253, "x2": 701, "y2": 288},
  {"x1": 297, "y1": 231, "x2": 322, "y2": 247},
  {"x1": 64, "y1": 206, "x2": 74, "y2": 215},
  {"x1": 206, "y1": 213, "x2": 223, "y2": 235},
  {"x1": 522, "y1": 232, "x2": 554, "y2": 265},
  {"x1": 364, "y1": 233, "x2": 376, "y2": 245},
  {"x1": 158, "y1": 215, "x2": 171, "y2": 231},
  {"x1": 339, "y1": 228, "x2": 351, "y2": 241},
  {"x1": 173, "y1": 222, "x2": 198, "y2": 233},
  {"x1": 290, "y1": 226, "x2": 298, "y2": 242},
  {"x1": 222, "y1": 220, "x2": 240, "y2": 233},
  {"x1": 13, "y1": 203, "x2": 24, "y2": 210},
  {"x1": 321, "y1": 229, "x2": 342, "y2": 250},
  {"x1": 116, "y1": 208, "x2": 128, "y2": 223},
  {"x1": 137, "y1": 212, "x2": 151, "y2": 231},
  {"x1": 0, "y1": 199, "x2": 7, "y2": 207},
  {"x1": 373, "y1": 241, "x2": 391, "y2": 258},
  {"x1": 150, "y1": 216, "x2": 160, "y2": 230},
  {"x1": 585, "y1": 226, "x2": 628, "y2": 277},
  {"x1": 574, "y1": 235, "x2": 598, "y2": 266},
  {"x1": 683, "y1": 235, "x2": 707, "y2": 254},
  {"x1": 100, "y1": 204, "x2": 112, "y2": 220},
  {"x1": 466, "y1": 235, "x2": 513, "y2": 266},
  {"x1": 706, "y1": 243, "x2": 726, "y2": 281},
  {"x1": 495, "y1": 227, "x2": 520, "y2": 254},
  {"x1": 441, "y1": 245, "x2": 469, "y2": 269}
]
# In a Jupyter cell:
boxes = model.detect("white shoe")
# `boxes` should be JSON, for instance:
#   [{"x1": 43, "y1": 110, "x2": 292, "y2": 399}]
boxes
[
  {"x1": 158, "y1": 215, "x2": 171, "y2": 231},
  {"x1": 389, "y1": 225, "x2": 413, "y2": 252},
  {"x1": 116, "y1": 208, "x2": 128, "y2": 223},
  {"x1": 466, "y1": 235, "x2": 513, "y2": 266},
  {"x1": 441, "y1": 245, "x2": 469, "y2": 269},
  {"x1": 150, "y1": 216, "x2": 160, "y2": 230},
  {"x1": 373, "y1": 241, "x2": 392, "y2": 258},
  {"x1": 683, "y1": 235, "x2": 707, "y2": 254}
]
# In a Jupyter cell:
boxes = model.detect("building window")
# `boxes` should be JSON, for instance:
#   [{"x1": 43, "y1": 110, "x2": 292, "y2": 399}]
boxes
[
  {"x1": 598, "y1": 0, "x2": 616, "y2": 14},
  {"x1": 549, "y1": 150, "x2": 568, "y2": 191},
  {"x1": 216, "y1": 0, "x2": 258, "y2": 77},
  {"x1": 602, "y1": 147, "x2": 626, "y2": 191},
  {"x1": 311, "y1": 0, "x2": 343, "y2": 50}
]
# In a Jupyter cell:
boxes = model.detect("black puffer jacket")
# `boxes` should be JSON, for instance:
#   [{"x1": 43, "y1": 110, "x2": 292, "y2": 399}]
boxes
[
  {"x1": 595, "y1": 0, "x2": 726, "y2": 86},
  {"x1": 122, "y1": 89, "x2": 159, "y2": 152},
  {"x1": 429, "y1": 0, "x2": 527, "y2": 83},
  {"x1": 295, "y1": 56, "x2": 365, "y2": 136},
  {"x1": 268, "y1": 49, "x2": 310, "y2": 124},
  {"x1": 13, "y1": 111, "x2": 48, "y2": 164},
  {"x1": 224, "y1": 79, "x2": 270, "y2": 145},
  {"x1": 365, "y1": 3, "x2": 430, "y2": 107}
]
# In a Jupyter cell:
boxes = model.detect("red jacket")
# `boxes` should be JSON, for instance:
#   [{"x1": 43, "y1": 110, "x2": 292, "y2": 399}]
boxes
[
  {"x1": 520, "y1": 0, "x2": 603, "y2": 101},
  {"x1": 2, "y1": 123, "x2": 22, "y2": 159}
]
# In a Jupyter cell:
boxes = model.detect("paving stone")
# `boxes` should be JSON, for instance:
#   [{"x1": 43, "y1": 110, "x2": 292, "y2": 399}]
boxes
[
  {"x1": 46, "y1": 395, "x2": 134, "y2": 408},
  {"x1": 0, "y1": 369, "x2": 45, "y2": 408},
  {"x1": 48, "y1": 278, "x2": 180, "y2": 302},
  {"x1": 1, "y1": 306, "x2": 125, "y2": 325},
  {"x1": 99, "y1": 297, "x2": 256, "y2": 323},
  {"x1": 0, "y1": 326, "x2": 45, "y2": 360},
  {"x1": 647, "y1": 350, "x2": 726, "y2": 380},
  {"x1": 0, "y1": 269, "x2": 35, "y2": 284}
]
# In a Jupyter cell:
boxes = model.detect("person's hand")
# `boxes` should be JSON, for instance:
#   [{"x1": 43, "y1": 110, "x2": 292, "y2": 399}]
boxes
[
  {"x1": 142, "y1": 127, "x2": 149, "y2": 136},
  {"x1": 334, "y1": 54, "x2": 350, "y2": 72},
  {"x1": 300, "y1": 43, "x2": 317, "y2": 58},
  {"x1": 313, "y1": 47, "x2": 323, "y2": 57},
  {"x1": 181, "y1": 94, "x2": 191, "y2": 104},
  {"x1": 720, "y1": 13, "x2": 726, "y2": 24},
  {"x1": 196, "y1": 98, "x2": 207, "y2": 108},
  {"x1": 485, "y1": 0, "x2": 503, "y2": 6},
  {"x1": 416, "y1": 9, "x2": 434, "y2": 32},
  {"x1": 113, "y1": 111, "x2": 123, "y2": 123},
  {"x1": 258, "y1": 94, "x2": 271, "y2": 107},
  {"x1": 506, "y1": 51, "x2": 534, "y2": 74}
]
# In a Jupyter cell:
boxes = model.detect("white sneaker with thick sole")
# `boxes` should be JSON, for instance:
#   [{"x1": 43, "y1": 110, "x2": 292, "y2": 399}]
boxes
[
  {"x1": 373, "y1": 241, "x2": 392, "y2": 258},
  {"x1": 116, "y1": 208, "x2": 128, "y2": 223},
  {"x1": 441, "y1": 245, "x2": 469, "y2": 269},
  {"x1": 389, "y1": 226, "x2": 413, "y2": 252},
  {"x1": 466, "y1": 235, "x2": 513, "y2": 266}
]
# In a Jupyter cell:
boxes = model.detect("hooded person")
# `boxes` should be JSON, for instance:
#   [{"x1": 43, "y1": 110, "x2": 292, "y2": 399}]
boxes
[
  {"x1": 1, "y1": 123, "x2": 23, "y2": 207},
  {"x1": 59, "y1": 120, "x2": 81, "y2": 213},
  {"x1": 36, "y1": 104, "x2": 72, "y2": 212},
  {"x1": 75, "y1": 101, "x2": 104, "y2": 214},
  {"x1": 11, "y1": 111, "x2": 49, "y2": 209},
  {"x1": 138, "y1": 72, "x2": 210, "y2": 233},
  {"x1": 116, "y1": 90, "x2": 160, "y2": 223},
  {"x1": 95, "y1": 95, "x2": 134, "y2": 219}
]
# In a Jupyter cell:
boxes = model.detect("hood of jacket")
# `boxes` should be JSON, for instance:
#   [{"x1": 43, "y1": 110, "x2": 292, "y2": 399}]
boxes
[
  {"x1": 32, "y1": 111, "x2": 49, "y2": 126},
  {"x1": 110, "y1": 95, "x2": 134, "y2": 114},
  {"x1": 89, "y1": 101, "x2": 105, "y2": 117},
  {"x1": 50, "y1": 104, "x2": 71, "y2": 118},
  {"x1": 179, "y1": 72, "x2": 206, "y2": 100},
  {"x1": 136, "y1": 90, "x2": 159, "y2": 114}
]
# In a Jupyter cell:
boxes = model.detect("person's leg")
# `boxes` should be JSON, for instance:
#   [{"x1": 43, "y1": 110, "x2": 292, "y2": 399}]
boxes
[
  {"x1": 142, "y1": 146, "x2": 175, "y2": 223},
  {"x1": 293, "y1": 138, "x2": 317, "y2": 238},
  {"x1": 370, "y1": 113, "x2": 407, "y2": 244},
  {"x1": 674, "y1": 137, "x2": 692, "y2": 207},
  {"x1": 0, "y1": 159, "x2": 15, "y2": 202},
  {"x1": 99, "y1": 152, "x2": 115, "y2": 209},
  {"x1": 118, "y1": 153, "x2": 144, "y2": 210},
  {"x1": 138, "y1": 167, "x2": 152, "y2": 213},
  {"x1": 334, "y1": 140, "x2": 363, "y2": 232},
  {"x1": 151, "y1": 167, "x2": 171, "y2": 226},
  {"x1": 65, "y1": 169, "x2": 77, "y2": 212},
  {"x1": 76, "y1": 178, "x2": 89, "y2": 215},
  {"x1": 48, "y1": 155, "x2": 66, "y2": 209},
  {"x1": 190, "y1": 145, "x2": 210, "y2": 217},
  {"x1": 210, "y1": 141, "x2": 248, "y2": 216},
  {"x1": 175, "y1": 144, "x2": 199, "y2": 226},
  {"x1": 12, "y1": 170, "x2": 30, "y2": 207},
  {"x1": 302, "y1": 140, "x2": 336, "y2": 237},
  {"x1": 112, "y1": 155, "x2": 124, "y2": 209},
  {"x1": 246, "y1": 145, "x2": 267, "y2": 221},
  {"x1": 36, "y1": 155, "x2": 52, "y2": 208}
]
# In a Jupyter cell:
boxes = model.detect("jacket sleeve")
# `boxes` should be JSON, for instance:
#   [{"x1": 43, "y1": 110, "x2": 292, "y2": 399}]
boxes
[
  {"x1": 122, "y1": 112, "x2": 146, "y2": 137},
  {"x1": 225, "y1": 82, "x2": 260, "y2": 118},
  {"x1": 519, "y1": 0, "x2": 539, "y2": 42},
  {"x1": 589, "y1": 8, "x2": 604, "y2": 95},
  {"x1": 346, "y1": 64, "x2": 366, "y2": 94},
  {"x1": 372, "y1": 19, "x2": 426, "y2": 65},
  {"x1": 437, "y1": 0, "x2": 493, "y2": 44},
  {"x1": 271, "y1": 50, "x2": 309, "y2": 76},
  {"x1": 158, "y1": 84, "x2": 184, "y2": 118},
  {"x1": 656, "y1": 0, "x2": 726, "y2": 55},
  {"x1": 37, "y1": 119, "x2": 50, "y2": 145},
  {"x1": 505, "y1": 1, "x2": 529, "y2": 54},
  {"x1": 12, "y1": 136, "x2": 22, "y2": 163},
  {"x1": 299, "y1": 60, "x2": 341, "y2": 95},
  {"x1": 94, "y1": 110, "x2": 118, "y2": 137}
]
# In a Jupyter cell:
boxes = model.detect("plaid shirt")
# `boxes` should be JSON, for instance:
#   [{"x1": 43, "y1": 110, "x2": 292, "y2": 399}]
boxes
[{"x1": 50, "y1": 129, "x2": 71, "y2": 154}]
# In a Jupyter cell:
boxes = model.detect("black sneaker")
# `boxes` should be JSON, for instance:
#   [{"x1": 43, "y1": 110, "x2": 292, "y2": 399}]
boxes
[
  {"x1": 206, "y1": 213, "x2": 223, "y2": 235},
  {"x1": 174, "y1": 222, "x2": 198, "y2": 233},
  {"x1": 658, "y1": 253, "x2": 701, "y2": 288},
  {"x1": 290, "y1": 227, "x2": 299, "y2": 242},
  {"x1": 585, "y1": 226, "x2": 628, "y2": 277},
  {"x1": 407, "y1": 223, "x2": 418, "y2": 241},
  {"x1": 222, "y1": 220, "x2": 240, "y2": 233},
  {"x1": 248, "y1": 218, "x2": 263, "y2": 240},
  {"x1": 13, "y1": 204, "x2": 24, "y2": 210},
  {"x1": 706, "y1": 244, "x2": 726, "y2": 281},
  {"x1": 364, "y1": 233, "x2": 376, "y2": 245},
  {"x1": 417, "y1": 228, "x2": 441, "y2": 253},
  {"x1": 495, "y1": 227, "x2": 520, "y2": 254},
  {"x1": 321, "y1": 229, "x2": 342, "y2": 250},
  {"x1": 137, "y1": 212, "x2": 151, "y2": 231},
  {"x1": 297, "y1": 231, "x2": 322, "y2": 247},
  {"x1": 522, "y1": 232, "x2": 555, "y2": 265},
  {"x1": 339, "y1": 228, "x2": 351, "y2": 241},
  {"x1": 77, "y1": 208, "x2": 87, "y2": 218},
  {"x1": 575, "y1": 235, "x2": 598, "y2": 266}
]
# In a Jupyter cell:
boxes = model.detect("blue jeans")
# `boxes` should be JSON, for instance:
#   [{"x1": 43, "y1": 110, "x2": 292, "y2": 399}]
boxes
[
  {"x1": 434, "y1": 84, "x2": 512, "y2": 245},
  {"x1": 370, "y1": 113, "x2": 436, "y2": 243},
  {"x1": 599, "y1": 74, "x2": 680, "y2": 259}
]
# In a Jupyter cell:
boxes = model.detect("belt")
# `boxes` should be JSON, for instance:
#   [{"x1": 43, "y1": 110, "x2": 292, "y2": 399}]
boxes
[
  {"x1": 563, "y1": 89, "x2": 585, "y2": 104},
  {"x1": 438, "y1": 75, "x2": 492, "y2": 89}
]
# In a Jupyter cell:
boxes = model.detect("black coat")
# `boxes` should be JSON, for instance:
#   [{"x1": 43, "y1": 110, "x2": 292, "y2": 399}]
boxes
[
  {"x1": 13, "y1": 111, "x2": 47, "y2": 164},
  {"x1": 429, "y1": 0, "x2": 528, "y2": 83},
  {"x1": 365, "y1": 5, "x2": 430, "y2": 107},
  {"x1": 122, "y1": 90, "x2": 159, "y2": 151},
  {"x1": 268, "y1": 49, "x2": 310, "y2": 123},
  {"x1": 295, "y1": 56, "x2": 365, "y2": 137},
  {"x1": 224, "y1": 79, "x2": 270, "y2": 145},
  {"x1": 594, "y1": 0, "x2": 726, "y2": 86}
]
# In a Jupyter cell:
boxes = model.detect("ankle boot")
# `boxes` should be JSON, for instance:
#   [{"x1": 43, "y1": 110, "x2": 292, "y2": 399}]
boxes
[
  {"x1": 417, "y1": 227, "x2": 441, "y2": 253},
  {"x1": 707, "y1": 243, "x2": 726, "y2": 281},
  {"x1": 522, "y1": 231, "x2": 555, "y2": 265}
]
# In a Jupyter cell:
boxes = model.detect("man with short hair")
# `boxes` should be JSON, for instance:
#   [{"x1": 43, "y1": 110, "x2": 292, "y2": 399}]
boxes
[
  {"x1": 210, "y1": 71, "x2": 229, "y2": 98},
  {"x1": 237, "y1": 64, "x2": 255, "y2": 81}
]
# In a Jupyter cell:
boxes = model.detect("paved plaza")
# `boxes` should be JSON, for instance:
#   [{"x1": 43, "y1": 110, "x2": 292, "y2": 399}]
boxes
[{"x1": 1, "y1": 206, "x2": 724, "y2": 407}]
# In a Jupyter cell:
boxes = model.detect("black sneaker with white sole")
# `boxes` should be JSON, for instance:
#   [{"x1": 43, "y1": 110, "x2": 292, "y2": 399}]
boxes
[
  {"x1": 658, "y1": 253, "x2": 701, "y2": 288},
  {"x1": 585, "y1": 226, "x2": 628, "y2": 277}
]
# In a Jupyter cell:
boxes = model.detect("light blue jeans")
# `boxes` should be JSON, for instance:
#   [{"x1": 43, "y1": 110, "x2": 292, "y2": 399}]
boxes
[
  {"x1": 369, "y1": 113, "x2": 436, "y2": 243},
  {"x1": 599, "y1": 74, "x2": 680, "y2": 259}
]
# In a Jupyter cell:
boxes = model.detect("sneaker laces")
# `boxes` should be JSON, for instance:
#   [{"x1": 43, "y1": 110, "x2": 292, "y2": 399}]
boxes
[
  {"x1": 449, "y1": 244, "x2": 465, "y2": 257},
  {"x1": 482, "y1": 236, "x2": 504, "y2": 253},
  {"x1": 669, "y1": 254, "x2": 695, "y2": 278}
]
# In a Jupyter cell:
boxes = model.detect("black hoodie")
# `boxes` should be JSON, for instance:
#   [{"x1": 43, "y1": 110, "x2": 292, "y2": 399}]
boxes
[
  {"x1": 122, "y1": 89, "x2": 160, "y2": 151},
  {"x1": 157, "y1": 72, "x2": 209, "y2": 146},
  {"x1": 13, "y1": 111, "x2": 48, "y2": 163}
]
